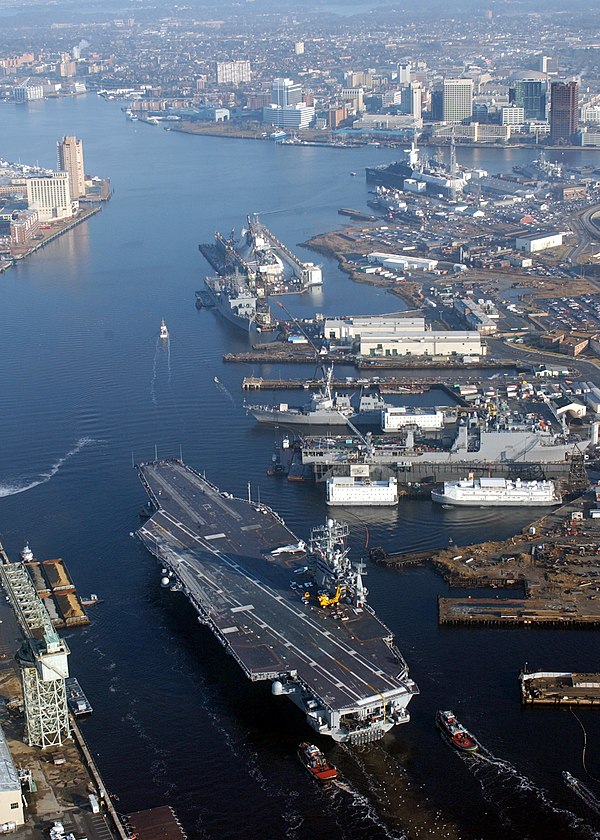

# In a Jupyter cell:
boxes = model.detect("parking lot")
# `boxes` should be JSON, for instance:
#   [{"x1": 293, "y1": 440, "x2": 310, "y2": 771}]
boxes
[{"x1": 539, "y1": 294, "x2": 600, "y2": 332}]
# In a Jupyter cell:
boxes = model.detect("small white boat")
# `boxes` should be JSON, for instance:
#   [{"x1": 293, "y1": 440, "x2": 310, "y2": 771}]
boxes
[
  {"x1": 160, "y1": 319, "x2": 169, "y2": 340},
  {"x1": 20, "y1": 543, "x2": 34, "y2": 563}
]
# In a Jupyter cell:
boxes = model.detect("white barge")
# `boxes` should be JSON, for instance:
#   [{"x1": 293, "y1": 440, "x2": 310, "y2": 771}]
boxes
[
  {"x1": 326, "y1": 473, "x2": 398, "y2": 506},
  {"x1": 431, "y1": 476, "x2": 562, "y2": 507}
]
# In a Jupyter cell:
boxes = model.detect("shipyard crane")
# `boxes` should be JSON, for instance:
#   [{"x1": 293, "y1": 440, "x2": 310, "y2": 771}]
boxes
[
  {"x1": 274, "y1": 299, "x2": 327, "y2": 359},
  {"x1": 342, "y1": 412, "x2": 375, "y2": 460},
  {"x1": 0, "y1": 544, "x2": 70, "y2": 748}
]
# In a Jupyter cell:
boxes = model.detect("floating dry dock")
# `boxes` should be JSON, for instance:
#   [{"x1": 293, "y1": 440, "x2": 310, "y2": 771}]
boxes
[
  {"x1": 136, "y1": 459, "x2": 417, "y2": 743},
  {"x1": 520, "y1": 671, "x2": 600, "y2": 705}
]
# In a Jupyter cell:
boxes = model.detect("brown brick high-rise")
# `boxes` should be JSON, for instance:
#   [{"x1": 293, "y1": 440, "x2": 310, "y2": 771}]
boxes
[{"x1": 550, "y1": 81, "x2": 578, "y2": 145}]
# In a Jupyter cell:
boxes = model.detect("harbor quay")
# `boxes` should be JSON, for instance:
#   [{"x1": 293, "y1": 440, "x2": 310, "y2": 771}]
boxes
[
  {"x1": 372, "y1": 493, "x2": 600, "y2": 629},
  {"x1": 0, "y1": 543, "x2": 184, "y2": 840},
  {"x1": 0, "y1": 544, "x2": 125, "y2": 840}
]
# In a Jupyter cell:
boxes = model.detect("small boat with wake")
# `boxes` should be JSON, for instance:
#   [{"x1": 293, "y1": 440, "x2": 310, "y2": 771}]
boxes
[
  {"x1": 80, "y1": 594, "x2": 102, "y2": 607},
  {"x1": 436, "y1": 710, "x2": 478, "y2": 752},
  {"x1": 563, "y1": 770, "x2": 600, "y2": 813},
  {"x1": 298, "y1": 742, "x2": 338, "y2": 781},
  {"x1": 160, "y1": 319, "x2": 169, "y2": 340}
]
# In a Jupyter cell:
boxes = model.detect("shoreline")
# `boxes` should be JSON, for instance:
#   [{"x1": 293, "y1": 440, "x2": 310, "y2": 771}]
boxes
[
  {"x1": 6, "y1": 205, "x2": 102, "y2": 269},
  {"x1": 166, "y1": 121, "x2": 600, "y2": 152}
]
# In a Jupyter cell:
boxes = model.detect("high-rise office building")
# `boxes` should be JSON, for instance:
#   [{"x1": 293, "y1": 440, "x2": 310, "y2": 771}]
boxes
[
  {"x1": 401, "y1": 83, "x2": 421, "y2": 120},
  {"x1": 430, "y1": 90, "x2": 444, "y2": 121},
  {"x1": 442, "y1": 78, "x2": 473, "y2": 123},
  {"x1": 26, "y1": 173, "x2": 78, "y2": 221},
  {"x1": 509, "y1": 78, "x2": 547, "y2": 121},
  {"x1": 550, "y1": 81, "x2": 578, "y2": 144},
  {"x1": 56, "y1": 135, "x2": 85, "y2": 199},
  {"x1": 271, "y1": 78, "x2": 303, "y2": 108},
  {"x1": 215, "y1": 60, "x2": 251, "y2": 85},
  {"x1": 397, "y1": 62, "x2": 411, "y2": 85},
  {"x1": 539, "y1": 55, "x2": 558, "y2": 75},
  {"x1": 341, "y1": 87, "x2": 364, "y2": 112},
  {"x1": 295, "y1": 41, "x2": 304, "y2": 55}
]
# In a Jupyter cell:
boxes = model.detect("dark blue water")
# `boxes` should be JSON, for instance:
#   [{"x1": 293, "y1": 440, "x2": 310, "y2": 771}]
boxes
[{"x1": 1, "y1": 96, "x2": 600, "y2": 840}]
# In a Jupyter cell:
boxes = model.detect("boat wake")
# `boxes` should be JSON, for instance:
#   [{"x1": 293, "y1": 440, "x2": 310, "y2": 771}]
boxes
[
  {"x1": 166, "y1": 335, "x2": 171, "y2": 385},
  {"x1": 150, "y1": 335, "x2": 172, "y2": 405},
  {"x1": 213, "y1": 376, "x2": 236, "y2": 407},
  {"x1": 459, "y1": 744, "x2": 600, "y2": 839},
  {"x1": 329, "y1": 779, "x2": 408, "y2": 840},
  {"x1": 0, "y1": 437, "x2": 95, "y2": 498}
]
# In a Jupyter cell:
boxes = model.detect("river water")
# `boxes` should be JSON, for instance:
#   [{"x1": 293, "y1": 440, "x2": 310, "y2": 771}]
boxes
[{"x1": 1, "y1": 96, "x2": 600, "y2": 839}]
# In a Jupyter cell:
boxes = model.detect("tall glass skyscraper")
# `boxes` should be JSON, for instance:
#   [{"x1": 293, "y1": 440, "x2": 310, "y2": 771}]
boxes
[{"x1": 509, "y1": 79, "x2": 547, "y2": 121}]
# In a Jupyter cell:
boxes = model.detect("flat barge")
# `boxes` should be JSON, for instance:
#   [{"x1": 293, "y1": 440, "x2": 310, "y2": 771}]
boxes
[
  {"x1": 520, "y1": 671, "x2": 600, "y2": 705},
  {"x1": 136, "y1": 459, "x2": 417, "y2": 743}
]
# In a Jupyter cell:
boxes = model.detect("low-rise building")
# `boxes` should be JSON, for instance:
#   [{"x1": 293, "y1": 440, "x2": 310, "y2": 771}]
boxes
[
  {"x1": 580, "y1": 127, "x2": 600, "y2": 146},
  {"x1": 352, "y1": 114, "x2": 423, "y2": 130},
  {"x1": 558, "y1": 335, "x2": 589, "y2": 356},
  {"x1": 432, "y1": 122, "x2": 511, "y2": 143},
  {"x1": 10, "y1": 208, "x2": 39, "y2": 247},
  {"x1": 368, "y1": 252, "x2": 438, "y2": 271},
  {"x1": 324, "y1": 315, "x2": 425, "y2": 342},
  {"x1": 0, "y1": 726, "x2": 24, "y2": 826},
  {"x1": 515, "y1": 231, "x2": 564, "y2": 252},
  {"x1": 453, "y1": 298, "x2": 498, "y2": 334},
  {"x1": 359, "y1": 331, "x2": 484, "y2": 358}
]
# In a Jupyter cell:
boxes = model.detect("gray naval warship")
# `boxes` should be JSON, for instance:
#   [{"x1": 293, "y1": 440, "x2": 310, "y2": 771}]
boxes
[{"x1": 136, "y1": 459, "x2": 418, "y2": 743}]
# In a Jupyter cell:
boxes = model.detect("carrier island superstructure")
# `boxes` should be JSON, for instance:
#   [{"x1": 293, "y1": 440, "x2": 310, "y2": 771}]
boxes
[{"x1": 136, "y1": 459, "x2": 418, "y2": 743}]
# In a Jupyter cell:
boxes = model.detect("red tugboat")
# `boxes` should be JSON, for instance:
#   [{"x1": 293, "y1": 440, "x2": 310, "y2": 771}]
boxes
[
  {"x1": 298, "y1": 743, "x2": 338, "y2": 781},
  {"x1": 436, "y1": 710, "x2": 478, "y2": 752}
]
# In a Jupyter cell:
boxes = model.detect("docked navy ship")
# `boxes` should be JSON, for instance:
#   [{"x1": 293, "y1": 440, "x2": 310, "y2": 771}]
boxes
[
  {"x1": 136, "y1": 459, "x2": 418, "y2": 743},
  {"x1": 202, "y1": 274, "x2": 274, "y2": 333},
  {"x1": 245, "y1": 365, "x2": 390, "y2": 427},
  {"x1": 245, "y1": 365, "x2": 355, "y2": 426}
]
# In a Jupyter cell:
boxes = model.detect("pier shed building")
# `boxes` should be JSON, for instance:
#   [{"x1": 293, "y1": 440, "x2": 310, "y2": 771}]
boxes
[{"x1": 0, "y1": 727, "x2": 24, "y2": 827}]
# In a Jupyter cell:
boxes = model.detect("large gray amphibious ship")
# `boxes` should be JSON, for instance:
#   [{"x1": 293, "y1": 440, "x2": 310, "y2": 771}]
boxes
[{"x1": 136, "y1": 460, "x2": 418, "y2": 743}]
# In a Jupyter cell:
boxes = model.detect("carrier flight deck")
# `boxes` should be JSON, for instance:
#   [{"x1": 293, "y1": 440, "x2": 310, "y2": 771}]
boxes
[{"x1": 136, "y1": 459, "x2": 417, "y2": 743}]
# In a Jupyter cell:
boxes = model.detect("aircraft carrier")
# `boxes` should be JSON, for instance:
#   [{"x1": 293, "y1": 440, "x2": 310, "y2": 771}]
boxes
[{"x1": 136, "y1": 459, "x2": 418, "y2": 743}]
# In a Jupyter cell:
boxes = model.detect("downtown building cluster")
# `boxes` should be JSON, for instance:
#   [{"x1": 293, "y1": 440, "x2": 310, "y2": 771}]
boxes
[{"x1": 1, "y1": 7, "x2": 600, "y2": 145}]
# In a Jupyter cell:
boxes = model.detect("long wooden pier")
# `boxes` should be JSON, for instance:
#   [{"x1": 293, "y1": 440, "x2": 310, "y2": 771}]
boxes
[
  {"x1": 439, "y1": 597, "x2": 600, "y2": 627},
  {"x1": 242, "y1": 375, "x2": 430, "y2": 392}
]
